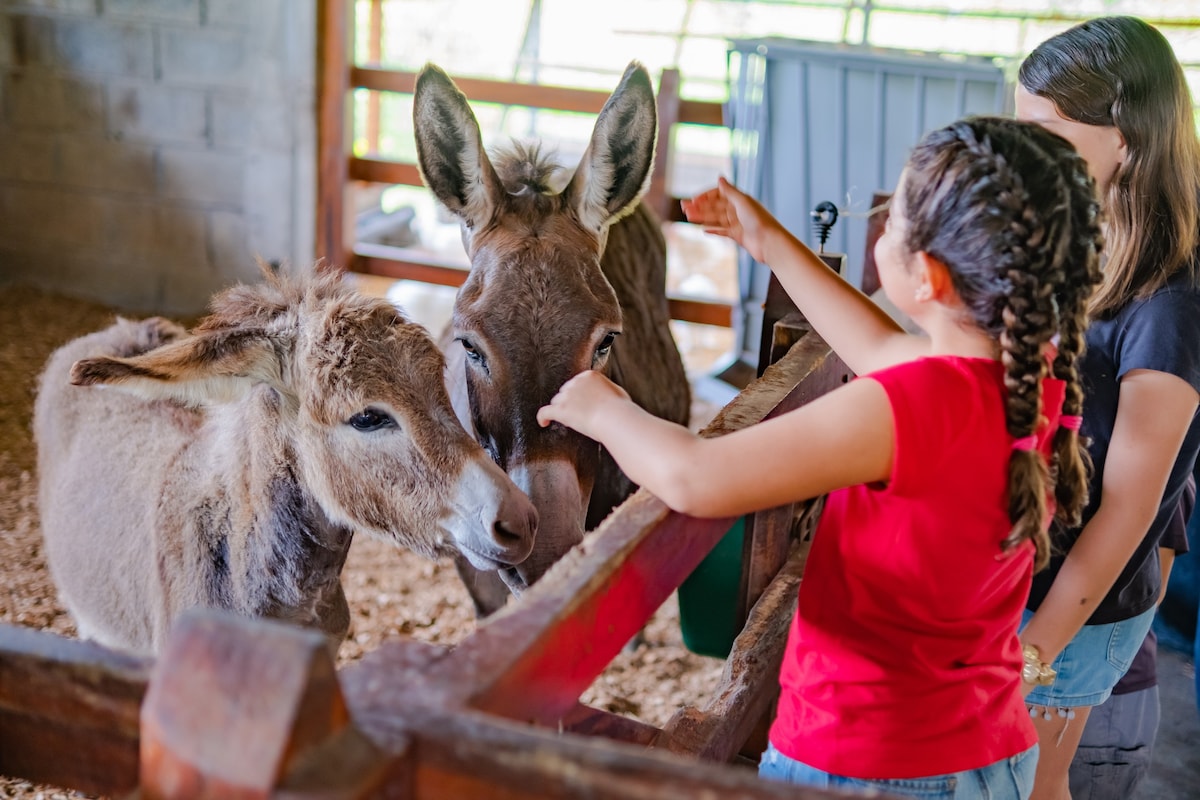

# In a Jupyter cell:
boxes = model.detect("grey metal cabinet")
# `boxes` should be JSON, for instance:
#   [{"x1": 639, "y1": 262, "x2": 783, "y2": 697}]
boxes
[{"x1": 725, "y1": 38, "x2": 1008, "y2": 366}]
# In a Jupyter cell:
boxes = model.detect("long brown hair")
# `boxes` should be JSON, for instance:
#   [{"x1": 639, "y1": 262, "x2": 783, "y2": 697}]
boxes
[
  {"x1": 1019, "y1": 15, "x2": 1200, "y2": 317},
  {"x1": 902, "y1": 118, "x2": 1103, "y2": 569}
]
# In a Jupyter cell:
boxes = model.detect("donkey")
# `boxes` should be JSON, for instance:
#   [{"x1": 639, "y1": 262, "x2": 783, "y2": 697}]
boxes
[
  {"x1": 413, "y1": 61, "x2": 691, "y2": 614},
  {"x1": 34, "y1": 265, "x2": 538, "y2": 655}
]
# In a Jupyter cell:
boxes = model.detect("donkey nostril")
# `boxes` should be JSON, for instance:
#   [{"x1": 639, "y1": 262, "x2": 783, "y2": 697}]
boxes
[{"x1": 493, "y1": 520, "x2": 525, "y2": 548}]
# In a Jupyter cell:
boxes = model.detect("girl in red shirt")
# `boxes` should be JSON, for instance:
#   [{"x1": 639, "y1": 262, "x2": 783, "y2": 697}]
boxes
[{"x1": 537, "y1": 116, "x2": 1102, "y2": 799}]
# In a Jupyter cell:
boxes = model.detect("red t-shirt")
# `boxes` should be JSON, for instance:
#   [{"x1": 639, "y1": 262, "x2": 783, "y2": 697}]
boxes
[{"x1": 769, "y1": 356, "x2": 1050, "y2": 779}]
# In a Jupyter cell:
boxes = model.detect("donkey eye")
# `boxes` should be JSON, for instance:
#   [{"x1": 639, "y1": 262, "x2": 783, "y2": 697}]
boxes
[
  {"x1": 457, "y1": 337, "x2": 484, "y2": 363},
  {"x1": 348, "y1": 409, "x2": 395, "y2": 432},
  {"x1": 595, "y1": 332, "x2": 617, "y2": 358}
]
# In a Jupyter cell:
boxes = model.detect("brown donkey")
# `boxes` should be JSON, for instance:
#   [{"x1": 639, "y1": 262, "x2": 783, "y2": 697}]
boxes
[
  {"x1": 413, "y1": 61, "x2": 691, "y2": 613},
  {"x1": 34, "y1": 265, "x2": 537, "y2": 655}
]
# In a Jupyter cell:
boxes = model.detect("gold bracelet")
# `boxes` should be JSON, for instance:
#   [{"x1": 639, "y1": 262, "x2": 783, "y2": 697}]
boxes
[{"x1": 1021, "y1": 644, "x2": 1056, "y2": 686}]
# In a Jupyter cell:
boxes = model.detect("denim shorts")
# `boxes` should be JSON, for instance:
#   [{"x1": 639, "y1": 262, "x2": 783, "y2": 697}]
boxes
[
  {"x1": 758, "y1": 742, "x2": 1038, "y2": 799},
  {"x1": 1019, "y1": 605, "x2": 1155, "y2": 708}
]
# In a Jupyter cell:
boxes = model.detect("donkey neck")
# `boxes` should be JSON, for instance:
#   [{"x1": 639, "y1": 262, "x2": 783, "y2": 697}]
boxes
[{"x1": 197, "y1": 388, "x2": 354, "y2": 628}]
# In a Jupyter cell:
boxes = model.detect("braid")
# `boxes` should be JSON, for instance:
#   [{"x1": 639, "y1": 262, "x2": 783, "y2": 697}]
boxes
[
  {"x1": 993, "y1": 151, "x2": 1066, "y2": 571},
  {"x1": 903, "y1": 117, "x2": 1102, "y2": 570},
  {"x1": 1047, "y1": 150, "x2": 1105, "y2": 528}
]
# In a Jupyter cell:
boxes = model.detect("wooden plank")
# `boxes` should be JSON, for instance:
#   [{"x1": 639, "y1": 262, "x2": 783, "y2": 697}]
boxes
[
  {"x1": 351, "y1": 245, "x2": 734, "y2": 328},
  {"x1": 275, "y1": 725, "x2": 412, "y2": 800},
  {"x1": 348, "y1": 157, "x2": 424, "y2": 187},
  {"x1": 738, "y1": 502, "x2": 800, "y2": 632},
  {"x1": 646, "y1": 67, "x2": 680, "y2": 223},
  {"x1": 667, "y1": 295, "x2": 733, "y2": 328},
  {"x1": 140, "y1": 610, "x2": 349, "y2": 799},
  {"x1": 401, "y1": 710, "x2": 818, "y2": 800},
  {"x1": 349, "y1": 66, "x2": 725, "y2": 128},
  {"x1": 352, "y1": 244, "x2": 469, "y2": 287},
  {"x1": 465, "y1": 492, "x2": 739, "y2": 726},
  {"x1": 336, "y1": 690, "x2": 830, "y2": 800},
  {"x1": 316, "y1": 0, "x2": 353, "y2": 271},
  {"x1": 0, "y1": 623, "x2": 150, "y2": 797},
  {"x1": 860, "y1": 192, "x2": 892, "y2": 297},
  {"x1": 558, "y1": 703, "x2": 663, "y2": 747},
  {"x1": 659, "y1": 543, "x2": 808, "y2": 762},
  {"x1": 364, "y1": 0, "x2": 383, "y2": 153},
  {"x1": 740, "y1": 333, "x2": 850, "y2": 627},
  {"x1": 352, "y1": 67, "x2": 613, "y2": 115},
  {"x1": 756, "y1": 253, "x2": 844, "y2": 377},
  {"x1": 343, "y1": 130, "x2": 707, "y2": 225},
  {"x1": 678, "y1": 97, "x2": 725, "y2": 127}
]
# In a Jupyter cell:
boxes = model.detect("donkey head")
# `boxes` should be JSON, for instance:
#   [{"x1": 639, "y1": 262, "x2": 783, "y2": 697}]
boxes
[
  {"x1": 413, "y1": 62, "x2": 657, "y2": 596},
  {"x1": 69, "y1": 267, "x2": 539, "y2": 575}
]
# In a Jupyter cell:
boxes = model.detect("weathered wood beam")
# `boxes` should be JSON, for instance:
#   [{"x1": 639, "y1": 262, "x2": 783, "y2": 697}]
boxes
[
  {"x1": 400, "y1": 708, "x2": 841, "y2": 800},
  {"x1": 658, "y1": 543, "x2": 808, "y2": 761},
  {"x1": 139, "y1": 610, "x2": 352, "y2": 800},
  {"x1": 0, "y1": 622, "x2": 150, "y2": 797}
]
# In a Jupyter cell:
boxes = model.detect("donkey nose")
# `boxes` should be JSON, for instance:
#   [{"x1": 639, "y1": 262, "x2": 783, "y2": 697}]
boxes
[{"x1": 491, "y1": 493, "x2": 537, "y2": 564}]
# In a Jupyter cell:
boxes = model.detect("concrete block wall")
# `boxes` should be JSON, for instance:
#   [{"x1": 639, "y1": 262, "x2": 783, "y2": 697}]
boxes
[{"x1": 0, "y1": 0, "x2": 316, "y2": 315}]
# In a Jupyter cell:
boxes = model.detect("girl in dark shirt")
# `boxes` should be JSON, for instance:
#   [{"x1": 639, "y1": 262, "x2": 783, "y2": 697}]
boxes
[{"x1": 1014, "y1": 16, "x2": 1200, "y2": 800}]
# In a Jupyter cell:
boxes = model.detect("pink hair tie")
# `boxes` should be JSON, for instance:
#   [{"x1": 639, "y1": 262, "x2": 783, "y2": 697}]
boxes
[
  {"x1": 1012, "y1": 435, "x2": 1038, "y2": 452},
  {"x1": 1059, "y1": 415, "x2": 1082, "y2": 431}
]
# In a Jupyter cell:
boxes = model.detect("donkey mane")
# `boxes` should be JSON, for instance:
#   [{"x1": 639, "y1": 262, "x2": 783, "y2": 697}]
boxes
[
  {"x1": 491, "y1": 142, "x2": 567, "y2": 196},
  {"x1": 199, "y1": 266, "x2": 407, "y2": 335}
]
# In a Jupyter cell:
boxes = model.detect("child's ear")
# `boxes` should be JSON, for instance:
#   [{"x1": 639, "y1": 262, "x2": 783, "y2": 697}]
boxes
[{"x1": 915, "y1": 251, "x2": 954, "y2": 301}]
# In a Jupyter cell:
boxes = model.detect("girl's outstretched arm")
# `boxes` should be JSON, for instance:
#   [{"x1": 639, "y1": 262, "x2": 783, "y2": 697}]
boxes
[
  {"x1": 682, "y1": 178, "x2": 928, "y2": 375},
  {"x1": 537, "y1": 369, "x2": 894, "y2": 518}
]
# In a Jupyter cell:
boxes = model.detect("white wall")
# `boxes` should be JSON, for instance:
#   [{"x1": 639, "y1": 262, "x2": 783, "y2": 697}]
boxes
[{"x1": 0, "y1": 0, "x2": 316, "y2": 315}]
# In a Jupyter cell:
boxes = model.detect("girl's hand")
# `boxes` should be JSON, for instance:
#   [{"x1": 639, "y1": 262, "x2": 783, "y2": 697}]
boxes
[
  {"x1": 536, "y1": 370, "x2": 631, "y2": 440},
  {"x1": 680, "y1": 176, "x2": 778, "y2": 263}
]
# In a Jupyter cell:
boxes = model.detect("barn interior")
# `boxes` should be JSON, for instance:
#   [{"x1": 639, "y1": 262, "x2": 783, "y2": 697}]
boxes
[{"x1": 1, "y1": 2, "x2": 1199, "y2": 798}]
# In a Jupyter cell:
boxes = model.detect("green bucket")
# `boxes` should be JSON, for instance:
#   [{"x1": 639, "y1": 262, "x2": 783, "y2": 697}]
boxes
[{"x1": 677, "y1": 517, "x2": 745, "y2": 659}]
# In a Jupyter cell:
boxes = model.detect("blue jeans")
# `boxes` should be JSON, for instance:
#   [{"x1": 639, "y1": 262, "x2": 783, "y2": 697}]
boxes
[{"x1": 758, "y1": 742, "x2": 1038, "y2": 799}]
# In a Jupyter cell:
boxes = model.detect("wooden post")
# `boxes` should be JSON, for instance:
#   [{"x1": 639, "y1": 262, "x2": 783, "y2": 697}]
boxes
[
  {"x1": 316, "y1": 0, "x2": 352, "y2": 272},
  {"x1": 647, "y1": 68, "x2": 681, "y2": 223},
  {"x1": 860, "y1": 192, "x2": 892, "y2": 297},
  {"x1": 0, "y1": 623, "x2": 149, "y2": 797},
  {"x1": 139, "y1": 610, "x2": 355, "y2": 799}
]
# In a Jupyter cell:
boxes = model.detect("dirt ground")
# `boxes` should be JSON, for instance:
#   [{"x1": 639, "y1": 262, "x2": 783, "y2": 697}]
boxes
[{"x1": 0, "y1": 282, "x2": 727, "y2": 798}]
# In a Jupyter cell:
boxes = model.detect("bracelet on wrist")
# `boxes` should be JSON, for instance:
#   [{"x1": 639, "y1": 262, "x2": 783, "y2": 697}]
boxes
[{"x1": 1021, "y1": 644, "x2": 1056, "y2": 687}]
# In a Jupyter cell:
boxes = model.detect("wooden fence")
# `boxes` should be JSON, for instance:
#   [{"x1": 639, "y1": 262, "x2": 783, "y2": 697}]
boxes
[{"x1": 0, "y1": 307, "x2": 855, "y2": 797}]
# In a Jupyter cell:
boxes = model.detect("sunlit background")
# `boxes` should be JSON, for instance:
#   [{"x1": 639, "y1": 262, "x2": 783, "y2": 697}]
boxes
[{"x1": 344, "y1": 0, "x2": 1200, "y2": 380}]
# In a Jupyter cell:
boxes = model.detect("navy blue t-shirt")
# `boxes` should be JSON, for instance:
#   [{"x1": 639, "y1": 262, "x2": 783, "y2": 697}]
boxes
[{"x1": 1028, "y1": 270, "x2": 1200, "y2": 624}]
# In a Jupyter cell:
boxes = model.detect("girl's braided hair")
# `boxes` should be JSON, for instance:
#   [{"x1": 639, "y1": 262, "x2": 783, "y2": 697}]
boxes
[{"x1": 901, "y1": 117, "x2": 1103, "y2": 569}]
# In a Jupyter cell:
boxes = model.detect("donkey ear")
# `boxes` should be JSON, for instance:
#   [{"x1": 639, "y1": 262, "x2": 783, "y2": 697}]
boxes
[
  {"x1": 563, "y1": 61, "x2": 657, "y2": 233},
  {"x1": 413, "y1": 63, "x2": 506, "y2": 230},
  {"x1": 69, "y1": 328, "x2": 283, "y2": 407}
]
